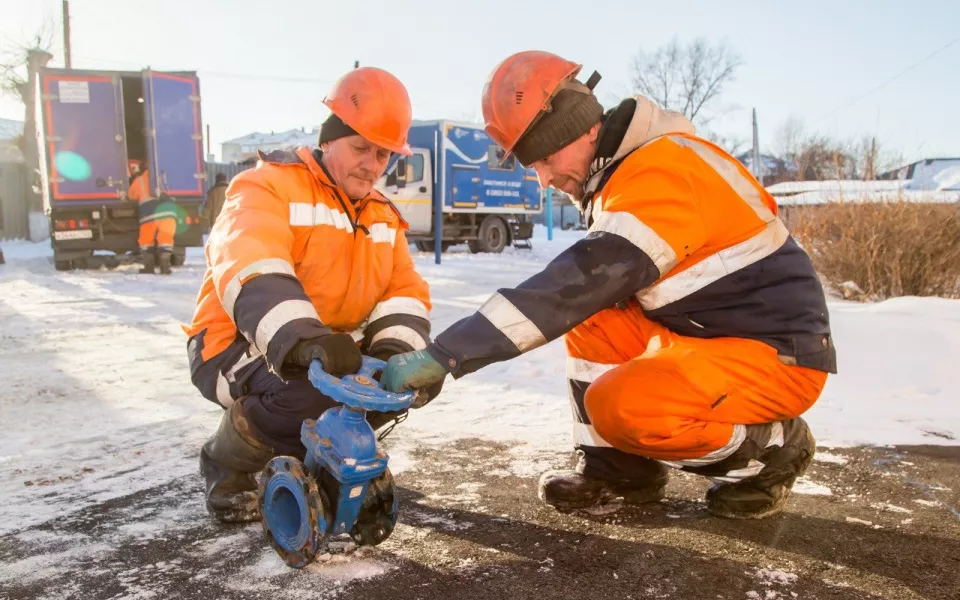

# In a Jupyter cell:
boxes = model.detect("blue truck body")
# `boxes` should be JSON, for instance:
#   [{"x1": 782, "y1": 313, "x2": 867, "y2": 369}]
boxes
[
  {"x1": 37, "y1": 68, "x2": 206, "y2": 269},
  {"x1": 376, "y1": 120, "x2": 542, "y2": 253}
]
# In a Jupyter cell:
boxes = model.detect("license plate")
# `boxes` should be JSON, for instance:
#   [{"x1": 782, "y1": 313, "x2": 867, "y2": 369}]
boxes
[{"x1": 54, "y1": 229, "x2": 93, "y2": 240}]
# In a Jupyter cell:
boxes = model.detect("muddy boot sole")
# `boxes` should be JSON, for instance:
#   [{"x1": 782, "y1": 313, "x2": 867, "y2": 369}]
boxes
[{"x1": 539, "y1": 469, "x2": 667, "y2": 512}]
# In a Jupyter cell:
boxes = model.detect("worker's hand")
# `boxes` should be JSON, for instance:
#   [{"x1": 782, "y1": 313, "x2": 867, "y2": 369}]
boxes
[
  {"x1": 285, "y1": 333, "x2": 363, "y2": 378},
  {"x1": 381, "y1": 350, "x2": 449, "y2": 406}
]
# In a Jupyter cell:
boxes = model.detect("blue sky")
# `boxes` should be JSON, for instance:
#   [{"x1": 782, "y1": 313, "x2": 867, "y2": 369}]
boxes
[{"x1": 2, "y1": 0, "x2": 957, "y2": 163}]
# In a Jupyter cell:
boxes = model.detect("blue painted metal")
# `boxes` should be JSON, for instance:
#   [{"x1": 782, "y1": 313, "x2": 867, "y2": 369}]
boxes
[
  {"x1": 546, "y1": 187, "x2": 554, "y2": 241},
  {"x1": 261, "y1": 356, "x2": 417, "y2": 568},
  {"x1": 41, "y1": 72, "x2": 127, "y2": 202},
  {"x1": 142, "y1": 71, "x2": 204, "y2": 196},
  {"x1": 259, "y1": 455, "x2": 330, "y2": 568},
  {"x1": 307, "y1": 357, "x2": 416, "y2": 413}
]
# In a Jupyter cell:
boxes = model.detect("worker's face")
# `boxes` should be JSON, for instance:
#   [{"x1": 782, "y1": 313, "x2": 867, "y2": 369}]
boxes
[
  {"x1": 530, "y1": 123, "x2": 601, "y2": 201},
  {"x1": 321, "y1": 135, "x2": 392, "y2": 201}
]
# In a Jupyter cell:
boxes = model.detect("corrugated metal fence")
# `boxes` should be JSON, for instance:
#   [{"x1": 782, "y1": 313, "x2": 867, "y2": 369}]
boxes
[
  {"x1": 205, "y1": 162, "x2": 252, "y2": 188},
  {"x1": 0, "y1": 163, "x2": 28, "y2": 240}
]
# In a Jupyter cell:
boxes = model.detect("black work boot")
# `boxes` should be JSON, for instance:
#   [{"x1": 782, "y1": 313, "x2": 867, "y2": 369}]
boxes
[
  {"x1": 706, "y1": 418, "x2": 815, "y2": 520},
  {"x1": 139, "y1": 252, "x2": 156, "y2": 274},
  {"x1": 200, "y1": 400, "x2": 275, "y2": 523},
  {"x1": 539, "y1": 452, "x2": 668, "y2": 511},
  {"x1": 157, "y1": 251, "x2": 172, "y2": 275}
]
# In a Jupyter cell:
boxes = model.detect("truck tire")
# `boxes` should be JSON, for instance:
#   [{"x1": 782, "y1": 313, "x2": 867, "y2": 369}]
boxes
[
  {"x1": 477, "y1": 217, "x2": 508, "y2": 253},
  {"x1": 170, "y1": 250, "x2": 186, "y2": 267},
  {"x1": 416, "y1": 241, "x2": 451, "y2": 253},
  {"x1": 54, "y1": 259, "x2": 73, "y2": 271},
  {"x1": 467, "y1": 240, "x2": 481, "y2": 254}
]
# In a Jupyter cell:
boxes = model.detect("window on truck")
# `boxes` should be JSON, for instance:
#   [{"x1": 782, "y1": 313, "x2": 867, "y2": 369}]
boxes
[
  {"x1": 407, "y1": 153, "x2": 424, "y2": 182},
  {"x1": 487, "y1": 145, "x2": 516, "y2": 171}
]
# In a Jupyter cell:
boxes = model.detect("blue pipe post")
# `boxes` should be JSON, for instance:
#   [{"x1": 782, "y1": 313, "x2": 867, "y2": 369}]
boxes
[
  {"x1": 433, "y1": 178, "x2": 442, "y2": 266},
  {"x1": 545, "y1": 187, "x2": 554, "y2": 241}
]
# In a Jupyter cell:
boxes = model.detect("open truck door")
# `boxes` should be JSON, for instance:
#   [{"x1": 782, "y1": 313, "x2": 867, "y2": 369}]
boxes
[
  {"x1": 40, "y1": 69, "x2": 139, "y2": 269},
  {"x1": 40, "y1": 71, "x2": 128, "y2": 204},
  {"x1": 141, "y1": 70, "x2": 205, "y2": 252}
]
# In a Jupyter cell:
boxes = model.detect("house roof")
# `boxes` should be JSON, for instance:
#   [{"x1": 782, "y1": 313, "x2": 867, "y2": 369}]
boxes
[
  {"x1": 0, "y1": 117, "x2": 24, "y2": 141},
  {"x1": 767, "y1": 179, "x2": 959, "y2": 205},
  {"x1": 222, "y1": 127, "x2": 319, "y2": 147}
]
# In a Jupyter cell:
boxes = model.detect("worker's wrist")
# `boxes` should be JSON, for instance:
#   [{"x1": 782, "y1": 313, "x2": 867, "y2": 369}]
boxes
[{"x1": 425, "y1": 343, "x2": 459, "y2": 375}]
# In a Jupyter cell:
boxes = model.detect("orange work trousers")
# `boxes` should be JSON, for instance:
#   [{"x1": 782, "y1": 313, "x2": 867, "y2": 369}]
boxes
[
  {"x1": 139, "y1": 218, "x2": 176, "y2": 251},
  {"x1": 565, "y1": 302, "x2": 827, "y2": 463}
]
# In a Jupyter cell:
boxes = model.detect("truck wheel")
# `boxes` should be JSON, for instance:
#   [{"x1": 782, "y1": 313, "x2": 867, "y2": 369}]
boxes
[
  {"x1": 54, "y1": 259, "x2": 73, "y2": 271},
  {"x1": 416, "y1": 241, "x2": 451, "y2": 252},
  {"x1": 170, "y1": 250, "x2": 186, "y2": 267},
  {"x1": 477, "y1": 217, "x2": 508, "y2": 253},
  {"x1": 468, "y1": 240, "x2": 481, "y2": 254}
]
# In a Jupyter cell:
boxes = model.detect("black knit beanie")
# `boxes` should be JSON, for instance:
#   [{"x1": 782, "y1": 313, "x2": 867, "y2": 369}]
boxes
[
  {"x1": 512, "y1": 87, "x2": 604, "y2": 166},
  {"x1": 318, "y1": 113, "x2": 359, "y2": 146}
]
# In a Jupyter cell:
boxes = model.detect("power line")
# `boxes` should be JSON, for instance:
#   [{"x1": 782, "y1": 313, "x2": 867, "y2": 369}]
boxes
[
  {"x1": 72, "y1": 55, "x2": 333, "y2": 84},
  {"x1": 815, "y1": 34, "x2": 960, "y2": 124}
]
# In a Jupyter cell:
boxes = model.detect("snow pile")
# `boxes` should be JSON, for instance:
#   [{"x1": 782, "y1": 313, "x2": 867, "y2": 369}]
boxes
[
  {"x1": 768, "y1": 178, "x2": 960, "y2": 204},
  {"x1": 814, "y1": 452, "x2": 850, "y2": 465},
  {"x1": 805, "y1": 297, "x2": 960, "y2": 447},
  {"x1": 792, "y1": 478, "x2": 833, "y2": 496}
]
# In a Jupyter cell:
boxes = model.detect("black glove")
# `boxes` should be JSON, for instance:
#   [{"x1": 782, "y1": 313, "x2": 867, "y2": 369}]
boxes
[{"x1": 284, "y1": 333, "x2": 362, "y2": 378}]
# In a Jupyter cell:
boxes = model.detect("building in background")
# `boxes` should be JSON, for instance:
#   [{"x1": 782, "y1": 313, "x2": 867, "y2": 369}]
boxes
[
  {"x1": 0, "y1": 118, "x2": 24, "y2": 164},
  {"x1": 735, "y1": 151, "x2": 794, "y2": 187},
  {"x1": 221, "y1": 127, "x2": 319, "y2": 163},
  {"x1": 878, "y1": 158, "x2": 960, "y2": 192}
]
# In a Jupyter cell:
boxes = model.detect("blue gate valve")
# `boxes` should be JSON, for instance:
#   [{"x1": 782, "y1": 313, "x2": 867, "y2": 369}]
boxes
[{"x1": 258, "y1": 356, "x2": 417, "y2": 568}]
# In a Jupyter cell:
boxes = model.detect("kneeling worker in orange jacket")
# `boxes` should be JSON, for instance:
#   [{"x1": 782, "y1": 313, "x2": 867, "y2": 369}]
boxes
[
  {"x1": 383, "y1": 51, "x2": 837, "y2": 519},
  {"x1": 185, "y1": 67, "x2": 434, "y2": 524}
]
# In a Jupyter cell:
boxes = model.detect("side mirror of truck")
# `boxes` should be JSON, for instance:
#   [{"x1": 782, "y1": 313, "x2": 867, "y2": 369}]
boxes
[{"x1": 395, "y1": 157, "x2": 408, "y2": 189}]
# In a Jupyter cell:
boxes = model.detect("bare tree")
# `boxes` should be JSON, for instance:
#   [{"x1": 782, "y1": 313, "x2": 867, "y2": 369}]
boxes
[
  {"x1": 774, "y1": 118, "x2": 904, "y2": 182},
  {"x1": 1, "y1": 23, "x2": 57, "y2": 102},
  {"x1": 2, "y1": 23, "x2": 57, "y2": 212},
  {"x1": 704, "y1": 131, "x2": 747, "y2": 156},
  {"x1": 850, "y1": 135, "x2": 902, "y2": 180},
  {"x1": 631, "y1": 37, "x2": 742, "y2": 125}
]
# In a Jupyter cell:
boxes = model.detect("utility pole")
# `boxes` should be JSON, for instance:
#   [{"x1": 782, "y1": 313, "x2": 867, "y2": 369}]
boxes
[
  {"x1": 751, "y1": 108, "x2": 762, "y2": 183},
  {"x1": 62, "y1": 1, "x2": 72, "y2": 68}
]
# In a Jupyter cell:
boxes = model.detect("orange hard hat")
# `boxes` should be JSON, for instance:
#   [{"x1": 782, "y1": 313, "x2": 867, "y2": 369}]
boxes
[
  {"x1": 481, "y1": 51, "x2": 583, "y2": 158},
  {"x1": 323, "y1": 67, "x2": 413, "y2": 156}
]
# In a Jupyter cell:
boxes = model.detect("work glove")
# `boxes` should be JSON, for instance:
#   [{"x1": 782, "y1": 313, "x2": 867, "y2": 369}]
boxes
[
  {"x1": 284, "y1": 333, "x2": 363, "y2": 378},
  {"x1": 381, "y1": 350, "x2": 449, "y2": 407}
]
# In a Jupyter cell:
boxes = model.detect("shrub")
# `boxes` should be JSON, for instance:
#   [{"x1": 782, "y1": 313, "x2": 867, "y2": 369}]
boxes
[{"x1": 790, "y1": 201, "x2": 960, "y2": 299}]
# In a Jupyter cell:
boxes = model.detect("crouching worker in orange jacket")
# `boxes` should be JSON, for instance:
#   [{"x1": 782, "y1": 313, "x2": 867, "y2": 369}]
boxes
[
  {"x1": 383, "y1": 51, "x2": 837, "y2": 520},
  {"x1": 185, "y1": 67, "x2": 435, "y2": 524}
]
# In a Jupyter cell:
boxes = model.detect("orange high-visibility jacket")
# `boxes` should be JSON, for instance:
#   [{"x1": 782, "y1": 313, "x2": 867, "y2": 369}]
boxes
[
  {"x1": 186, "y1": 147, "x2": 431, "y2": 385},
  {"x1": 128, "y1": 169, "x2": 150, "y2": 202},
  {"x1": 426, "y1": 97, "x2": 835, "y2": 378}
]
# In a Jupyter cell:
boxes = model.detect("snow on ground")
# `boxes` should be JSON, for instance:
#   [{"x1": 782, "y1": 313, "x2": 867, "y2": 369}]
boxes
[{"x1": 1, "y1": 225, "x2": 959, "y2": 539}]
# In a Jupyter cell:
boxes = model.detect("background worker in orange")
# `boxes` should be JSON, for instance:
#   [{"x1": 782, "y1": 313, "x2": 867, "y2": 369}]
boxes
[
  {"x1": 185, "y1": 67, "x2": 434, "y2": 525},
  {"x1": 383, "y1": 51, "x2": 837, "y2": 520},
  {"x1": 128, "y1": 159, "x2": 176, "y2": 275}
]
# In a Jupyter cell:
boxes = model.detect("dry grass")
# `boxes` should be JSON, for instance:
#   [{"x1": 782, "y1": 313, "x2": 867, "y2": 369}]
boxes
[{"x1": 791, "y1": 201, "x2": 960, "y2": 299}]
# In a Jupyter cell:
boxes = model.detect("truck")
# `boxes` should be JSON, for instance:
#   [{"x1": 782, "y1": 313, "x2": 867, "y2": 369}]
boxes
[
  {"x1": 36, "y1": 67, "x2": 207, "y2": 270},
  {"x1": 375, "y1": 120, "x2": 542, "y2": 253}
]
